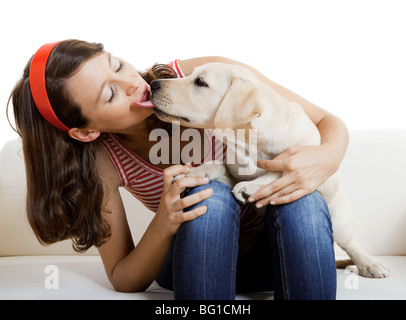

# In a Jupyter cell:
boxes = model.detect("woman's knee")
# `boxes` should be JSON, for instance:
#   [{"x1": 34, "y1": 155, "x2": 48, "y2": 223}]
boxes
[
  {"x1": 181, "y1": 180, "x2": 240, "y2": 231},
  {"x1": 184, "y1": 180, "x2": 239, "y2": 214},
  {"x1": 185, "y1": 179, "x2": 231, "y2": 196},
  {"x1": 266, "y1": 191, "x2": 332, "y2": 233}
]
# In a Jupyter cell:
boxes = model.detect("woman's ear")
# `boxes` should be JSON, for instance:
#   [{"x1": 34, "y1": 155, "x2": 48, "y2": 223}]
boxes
[{"x1": 68, "y1": 128, "x2": 101, "y2": 142}]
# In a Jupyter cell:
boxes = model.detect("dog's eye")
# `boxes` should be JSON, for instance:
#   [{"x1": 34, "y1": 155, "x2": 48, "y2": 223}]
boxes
[{"x1": 194, "y1": 77, "x2": 209, "y2": 87}]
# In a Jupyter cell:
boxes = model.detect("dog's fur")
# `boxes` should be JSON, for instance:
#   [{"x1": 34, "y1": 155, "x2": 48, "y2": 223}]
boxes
[{"x1": 151, "y1": 62, "x2": 389, "y2": 278}]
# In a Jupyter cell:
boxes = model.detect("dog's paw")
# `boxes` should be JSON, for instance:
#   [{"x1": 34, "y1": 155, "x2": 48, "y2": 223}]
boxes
[
  {"x1": 356, "y1": 260, "x2": 390, "y2": 278},
  {"x1": 231, "y1": 182, "x2": 263, "y2": 205},
  {"x1": 173, "y1": 167, "x2": 208, "y2": 183},
  {"x1": 173, "y1": 173, "x2": 187, "y2": 182}
]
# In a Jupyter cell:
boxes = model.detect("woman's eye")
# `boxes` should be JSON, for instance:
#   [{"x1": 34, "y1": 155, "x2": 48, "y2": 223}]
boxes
[
  {"x1": 116, "y1": 60, "x2": 124, "y2": 73},
  {"x1": 194, "y1": 77, "x2": 208, "y2": 87},
  {"x1": 107, "y1": 86, "x2": 117, "y2": 103}
]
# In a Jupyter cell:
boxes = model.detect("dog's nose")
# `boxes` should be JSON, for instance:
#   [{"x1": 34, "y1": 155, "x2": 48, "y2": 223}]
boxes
[{"x1": 150, "y1": 80, "x2": 161, "y2": 92}]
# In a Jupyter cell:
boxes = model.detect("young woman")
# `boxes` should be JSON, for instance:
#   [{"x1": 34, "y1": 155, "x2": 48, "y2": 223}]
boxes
[{"x1": 8, "y1": 39, "x2": 349, "y2": 300}]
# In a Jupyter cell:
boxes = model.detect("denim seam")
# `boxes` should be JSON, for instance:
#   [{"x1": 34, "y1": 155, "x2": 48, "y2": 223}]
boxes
[
  {"x1": 271, "y1": 207, "x2": 290, "y2": 300},
  {"x1": 309, "y1": 194, "x2": 325, "y2": 299},
  {"x1": 202, "y1": 196, "x2": 212, "y2": 300},
  {"x1": 229, "y1": 205, "x2": 240, "y2": 299}
]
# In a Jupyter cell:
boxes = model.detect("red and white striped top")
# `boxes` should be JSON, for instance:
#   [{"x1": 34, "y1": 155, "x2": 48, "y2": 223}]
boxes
[
  {"x1": 168, "y1": 59, "x2": 185, "y2": 78},
  {"x1": 99, "y1": 128, "x2": 226, "y2": 212},
  {"x1": 99, "y1": 59, "x2": 264, "y2": 235}
]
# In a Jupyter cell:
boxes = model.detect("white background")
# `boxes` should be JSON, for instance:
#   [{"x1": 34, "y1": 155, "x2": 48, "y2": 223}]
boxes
[{"x1": 1, "y1": 0, "x2": 405, "y2": 150}]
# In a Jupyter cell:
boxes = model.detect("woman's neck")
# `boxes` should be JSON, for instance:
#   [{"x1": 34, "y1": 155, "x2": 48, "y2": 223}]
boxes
[{"x1": 117, "y1": 116, "x2": 159, "y2": 145}]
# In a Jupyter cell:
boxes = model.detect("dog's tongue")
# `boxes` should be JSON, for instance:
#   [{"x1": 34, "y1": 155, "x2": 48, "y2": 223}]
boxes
[{"x1": 132, "y1": 100, "x2": 155, "y2": 108}]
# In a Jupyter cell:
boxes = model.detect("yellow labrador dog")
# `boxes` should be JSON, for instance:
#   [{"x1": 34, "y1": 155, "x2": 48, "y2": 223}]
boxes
[{"x1": 151, "y1": 62, "x2": 389, "y2": 278}]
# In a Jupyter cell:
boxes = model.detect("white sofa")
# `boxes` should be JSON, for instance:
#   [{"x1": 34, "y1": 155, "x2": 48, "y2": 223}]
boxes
[{"x1": 1, "y1": 130, "x2": 406, "y2": 300}]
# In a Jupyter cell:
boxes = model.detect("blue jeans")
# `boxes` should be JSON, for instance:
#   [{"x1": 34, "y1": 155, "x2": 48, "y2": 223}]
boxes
[{"x1": 156, "y1": 180, "x2": 337, "y2": 300}]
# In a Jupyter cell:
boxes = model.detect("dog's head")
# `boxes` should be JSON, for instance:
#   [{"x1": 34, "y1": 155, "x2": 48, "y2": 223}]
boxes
[{"x1": 151, "y1": 63, "x2": 265, "y2": 130}]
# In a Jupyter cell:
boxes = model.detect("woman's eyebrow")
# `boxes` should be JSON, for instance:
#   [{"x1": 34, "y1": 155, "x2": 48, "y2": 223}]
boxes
[{"x1": 95, "y1": 53, "x2": 113, "y2": 104}]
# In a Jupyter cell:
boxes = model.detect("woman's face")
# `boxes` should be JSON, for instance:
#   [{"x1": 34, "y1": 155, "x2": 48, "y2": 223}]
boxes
[{"x1": 65, "y1": 51, "x2": 154, "y2": 133}]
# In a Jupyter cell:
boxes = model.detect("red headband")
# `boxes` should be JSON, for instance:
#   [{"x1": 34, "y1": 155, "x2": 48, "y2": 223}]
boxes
[{"x1": 29, "y1": 41, "x2": 70, "y2": 132}]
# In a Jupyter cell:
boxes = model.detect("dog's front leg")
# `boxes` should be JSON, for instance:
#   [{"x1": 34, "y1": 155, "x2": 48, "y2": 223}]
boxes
[{"x1": 232, "y1": 171, "x2": 282, "y2": 204}]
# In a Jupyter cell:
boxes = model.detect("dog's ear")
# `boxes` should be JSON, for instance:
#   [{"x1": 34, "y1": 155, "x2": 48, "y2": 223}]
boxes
[{"x1": 214, "y1": 76, "x2": 264, "y2": 130}]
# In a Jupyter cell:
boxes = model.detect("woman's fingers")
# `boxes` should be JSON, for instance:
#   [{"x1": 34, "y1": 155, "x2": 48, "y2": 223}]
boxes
[
  {"x1": 173, "y1": 185, "x2": 213, "y2": 212},
  {"x1": 257, "y1": 158, "x2": 289, "y2": 172},
  {"x1": 178, "y1": 205, "x2": 208, "y2": 223},
  {"x1": 255, "y1": 185, "x2": 308, "y2": 207},
  {"x1": 249, "y1": 174, "x2": 292, "y2": 202},
  {"x1": 165, "y1": 199, "x2": 209, "y2": 227},
  {"x1": 162, "y1": 164, "x2": 190, "y2": 193},
  {"x1": 157, "y1": 164, "x2": 215, "y2": 234},
  {"x1": 162, "y1": 164, "x2": 214, "y2": 218},
  {"x1": 170, "y1": 175, "x2": 210, "y2": 196},
  {"x1": 253, "y1": 146, "x2": 328, "y2": 205},
  {"x1": 249, "y1": 164, "x2": 314, "y2": 206},
  {"x1": 165, "y1": 179, "x2": 213, "y2": 225}
]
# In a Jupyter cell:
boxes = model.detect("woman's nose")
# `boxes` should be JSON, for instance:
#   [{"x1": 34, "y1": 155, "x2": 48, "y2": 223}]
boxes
[
  {"x1": 126, "y1": 85, "x2": 138, "y2": 96},
  {"x1": 121, "y1": 77, "x2": 139, "y2": 96}
]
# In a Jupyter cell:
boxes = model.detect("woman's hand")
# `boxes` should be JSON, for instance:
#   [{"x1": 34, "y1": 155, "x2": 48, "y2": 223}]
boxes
[
  {"x1": 154, "y1": 163, "x2": 213, "y2": 235},
  {"x1": 249, "y1": 144, "x2": 341, "y2": 207}
]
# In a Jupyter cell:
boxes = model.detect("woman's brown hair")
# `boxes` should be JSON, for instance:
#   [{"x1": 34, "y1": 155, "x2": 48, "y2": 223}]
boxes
[{"x1": 7, "y1": 39, "x2": 177, "y2": 252}]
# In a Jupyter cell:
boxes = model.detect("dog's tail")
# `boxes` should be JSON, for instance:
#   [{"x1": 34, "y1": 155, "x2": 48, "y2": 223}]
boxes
[{"x1": 335, "y1": 259, "x2": 355, "y2": 269}]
